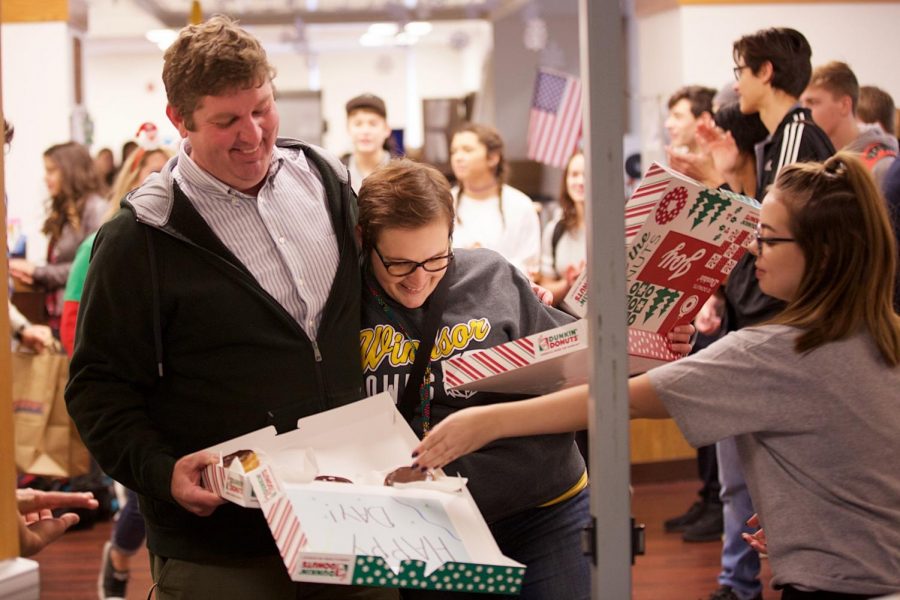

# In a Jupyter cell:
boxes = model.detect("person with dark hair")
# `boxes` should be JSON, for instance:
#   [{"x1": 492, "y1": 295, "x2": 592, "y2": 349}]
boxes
[
  {"x1": 342, "y1": 93, "x2": 393, "y2": 193},
  {"x1": 666, "y1": 85, "x2": 717, "y2": 154},
  {"x1": 357, "y1": 158, "x2": 694, "y2": 600},
  {"x1": 94, "y1": 147, "x2": 116, "y2": 191},
  {"x1": 414, "y1": 152, "x2": 900, "y2": 600},
  {"x1": 65, "y1": 15, "x2": 393, "y2": 600},
  {"x1": 536, "y1": 150, "x2": 585, "y2": 305},
  {"x1": 5, "y1": 120, "x2": 55, "y2": 350},
  {"x1": 689, "y1": 26, "x2": 835, "y2": 600},
  {"x1": 8, "y1": 141, "x2": 108, "y2": 335},
  {"x1": 858, "y1": 85, "x2": 897, "y2": 139},
  {"x1": 665, "y1": 85, "x2": 719, "y2": 184},
  {"x1": 801, "y1": 62, "x2": 897, "y2": 188},
  {"x1": 449, "y1": 122, "x2": 541, "y2": 277}
]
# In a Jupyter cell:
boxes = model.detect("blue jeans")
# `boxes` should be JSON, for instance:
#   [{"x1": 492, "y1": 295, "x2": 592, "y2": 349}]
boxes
[
  {"x1": 403, "y1": 488, "x2": 591, "y2": 599},
  {"x1": 717, "y1": 437, "x2": 761, "y2": 599},
  {"x1": 112, "y1": 488, "x2": 146, "y2": 555}
]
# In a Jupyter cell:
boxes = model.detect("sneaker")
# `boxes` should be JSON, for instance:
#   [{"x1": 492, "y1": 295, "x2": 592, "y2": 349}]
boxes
[
  {"x1": 98, "y1": 541, "x2": 129, "y2": 600},
  {"x1": 707, "y1": 585, "x2": 762, "y2": 600},
  {"x1": 682, "y1": 503, "x2": 724, "y2": 542},
  {"x1": 664, "y1": 500, "x2": 707, "y2": 533}
]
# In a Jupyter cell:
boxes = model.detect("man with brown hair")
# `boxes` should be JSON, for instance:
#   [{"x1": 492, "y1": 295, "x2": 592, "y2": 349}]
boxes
[
  {"x1": 66, "y1": 16, "x2": 394, "y2": 600},
  {"x1": 801, "y1": 61, "x2": 897, "y2": 188},
  {"x1": 858, "y1": 85, "x2": 897, "y2": 139},
  {"x1": 665, "y1": 85, "x2": 717, "y2": 155}
]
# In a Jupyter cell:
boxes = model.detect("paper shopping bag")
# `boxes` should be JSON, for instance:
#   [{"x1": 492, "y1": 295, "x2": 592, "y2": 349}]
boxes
[{"x1": 12, "y1": 349, "x2": 90, "y2": 477}]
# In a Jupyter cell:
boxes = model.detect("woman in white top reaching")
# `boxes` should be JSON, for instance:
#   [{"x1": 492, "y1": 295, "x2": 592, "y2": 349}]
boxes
[
  {"x1": 449, "y1": 122, "x2": 541, "y2": 277},
  {"x1": 537, "y1": 151, "x2": 586, "y2": 305}
]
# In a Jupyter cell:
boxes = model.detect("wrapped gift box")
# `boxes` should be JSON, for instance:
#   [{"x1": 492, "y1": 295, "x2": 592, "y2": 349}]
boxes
[
  {"x1": 201, "y1": 393, "x2": 525, "y2": 594},
  {"x1": 442, "y1": 318, "x2": 678, "y2": 395},
  {"x1": 561, "y1": 162, "x2": 760, "y2": 324},
  {"x1": 442, "y1": 163, "x2": 759, "y2": 395}
]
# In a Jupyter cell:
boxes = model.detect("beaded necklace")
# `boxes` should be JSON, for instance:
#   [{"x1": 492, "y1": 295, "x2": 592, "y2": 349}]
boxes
[{"x1": 366, "y1": 282, "x2": 434, "y2": 436}]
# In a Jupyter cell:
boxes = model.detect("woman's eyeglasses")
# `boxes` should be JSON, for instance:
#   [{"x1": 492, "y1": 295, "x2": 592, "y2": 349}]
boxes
[
  {"x1": 754, "y1": 231, "x2": 795, "y2": 255},
  {"x1": 373, "y1": 245, "x2": 454, "y2": 276}
]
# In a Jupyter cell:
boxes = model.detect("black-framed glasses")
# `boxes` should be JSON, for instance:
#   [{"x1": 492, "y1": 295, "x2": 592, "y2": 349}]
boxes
[
  {"x1": 373, "y1": 244, "x2": 454, "y2": 276},
  {"x1": 733, "y1": 64, "x2": 750, "y2": 81},
  {"x1": 755, "y1": 231, "x2": 795, "y2": 255}
]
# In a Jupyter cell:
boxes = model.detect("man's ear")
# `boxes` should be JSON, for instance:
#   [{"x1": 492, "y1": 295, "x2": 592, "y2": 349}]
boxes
[
  {"x1": 758, "y1": 61, "x2": 774, "y2": 85},
  {"x1": 839, "y1": 94, "x2": 853, "y2": 117},
  {"x1": 166, "y1": 105, "x2": 189, "y2": 138}
]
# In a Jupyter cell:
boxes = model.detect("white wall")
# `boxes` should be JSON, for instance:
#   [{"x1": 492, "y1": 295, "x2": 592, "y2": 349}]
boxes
[
  {"x1": 2, "y1": 22, "x2": 76, "y2": 263},
  {"x1": 84, "y1": 50, "x2": 176, "y2": 158},
  {"x1": 637, "y1": 2, "x2": 900, "y2": 164}
]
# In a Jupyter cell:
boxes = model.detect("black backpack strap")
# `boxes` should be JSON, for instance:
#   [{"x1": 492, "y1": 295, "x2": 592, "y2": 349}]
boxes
[
  {"x1": 397, "y1": 262, "x2": 453, "y2": 425},
  {"x1": 551, "y1": 218, "x2": 567, "y2": 274}
]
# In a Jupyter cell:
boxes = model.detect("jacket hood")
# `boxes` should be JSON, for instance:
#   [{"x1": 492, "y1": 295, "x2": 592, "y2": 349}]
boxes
[
  {"x1": 849, "y1": 124, "x2": 900, "y2": 153},
  {"x1": 125, "y1": 138, "x2": 348, "y2": 228}
]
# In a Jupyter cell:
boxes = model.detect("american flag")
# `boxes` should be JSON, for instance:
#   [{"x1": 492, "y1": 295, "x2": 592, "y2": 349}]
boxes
[{"x1": 527, "y1": 68, "x2": 583, "y2": 169}]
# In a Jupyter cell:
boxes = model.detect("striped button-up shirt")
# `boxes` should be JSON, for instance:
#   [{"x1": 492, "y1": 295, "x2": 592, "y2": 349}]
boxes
[{"x1": 173, "y1": 141, "x2": 339, "y2": 339}]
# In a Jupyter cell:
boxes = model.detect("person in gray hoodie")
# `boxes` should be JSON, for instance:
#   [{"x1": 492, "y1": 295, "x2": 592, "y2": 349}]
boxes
[{"x1": 357, "y1": 159, "x2": 693, "y2": 600}]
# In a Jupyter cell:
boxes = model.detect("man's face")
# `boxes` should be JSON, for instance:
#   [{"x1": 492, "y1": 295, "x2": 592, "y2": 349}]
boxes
[
  {"x1": 665, "y1": 98, "x2": 701, "y2": 149},
  {"x1": 347, "y1": 109, "x2": 391, "y2": 155},
  {"x1": 800, "y1": 85, "x2": 847, "y2": 139},
  {"x1": 734, "y1": 57, "x2": 766, "y2": 115},
  {"x1": 168, "y1": 80, "x2": 279, "y2": 194}
]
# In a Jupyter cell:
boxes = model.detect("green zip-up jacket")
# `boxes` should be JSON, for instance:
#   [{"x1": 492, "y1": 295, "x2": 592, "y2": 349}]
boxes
[{"x1": 65, "y1": 139, "x2": 362, "y2": 561}]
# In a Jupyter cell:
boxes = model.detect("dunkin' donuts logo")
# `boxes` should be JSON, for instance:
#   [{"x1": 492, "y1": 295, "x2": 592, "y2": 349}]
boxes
[
  {"x1": 299, "y1": 559, "x2": 350, "y2": 580},
  {"x1": 537, "y1": 328, "x2": 580, "y2": 355},
  {"x1": 252, "y1": 467, "x2": 281, "y2": 503}
]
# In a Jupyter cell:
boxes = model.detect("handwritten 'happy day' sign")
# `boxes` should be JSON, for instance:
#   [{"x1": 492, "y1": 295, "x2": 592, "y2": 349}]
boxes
[{"x1": 287, "y1": 488, "x2": 471, "y2": 575}]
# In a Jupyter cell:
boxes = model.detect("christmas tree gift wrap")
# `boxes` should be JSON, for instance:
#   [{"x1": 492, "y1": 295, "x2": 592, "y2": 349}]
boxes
[
  {"x1": 561, "y1": 162, "x2": 760, "y2": 327},
  {"x1": 201, "y1": 393, "x2": 525, "y2": 593},
  {"x1": 443, "y1": 164, "x2": 759, "y2": 395}
]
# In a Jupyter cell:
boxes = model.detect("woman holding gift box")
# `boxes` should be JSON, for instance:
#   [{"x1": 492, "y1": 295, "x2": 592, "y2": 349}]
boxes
[
  {"x1": 357, "y1": 159, "x2": 693, "y2": 600},
  {"x1": 412, "y1": 153, "x2": 900, "y2": 599}
]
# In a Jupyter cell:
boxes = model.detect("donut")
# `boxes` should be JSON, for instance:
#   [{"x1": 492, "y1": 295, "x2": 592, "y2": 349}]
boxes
[
  {"x1": 384, "y1": 466, "x2": 431, "y2": 486},
  {"x1": 314, "y1": 475, "x2": 353, "y2": 484},
  {"x1": 223, "y1": 449, "x2": 260, "y2": 472}
]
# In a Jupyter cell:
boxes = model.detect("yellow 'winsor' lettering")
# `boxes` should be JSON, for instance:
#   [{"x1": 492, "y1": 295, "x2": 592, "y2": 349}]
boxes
[
  {"x1": 360, "y1": 319, "x2": 491, "y2": 370},
  {"x1": 360, "y1": 325, "x2": 417, "y2": 371},
  {"x1": 431, "y1": 318, "x2": 491, "y2": 360}
]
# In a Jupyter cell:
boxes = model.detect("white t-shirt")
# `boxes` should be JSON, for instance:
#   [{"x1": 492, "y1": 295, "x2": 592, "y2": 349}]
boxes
[
  {"x1": 451, "y1": 184, "x2": 541, "y2": 275},
  {"x1": 539, "y1": 216, "x2": 586, "y2": 279},
  {"x1": 649, "y1": 324, "x2": 900, "y2": 596}
]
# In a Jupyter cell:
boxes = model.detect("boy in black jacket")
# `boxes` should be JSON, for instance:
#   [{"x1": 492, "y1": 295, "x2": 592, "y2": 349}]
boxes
[{"x1": 702, "y1": 27, "x2": 835, "y2": 600}]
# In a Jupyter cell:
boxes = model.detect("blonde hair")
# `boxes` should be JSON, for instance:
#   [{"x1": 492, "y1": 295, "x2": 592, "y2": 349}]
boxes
[
  {"x1": 105, "y1": 147, "x2": 174, "y2": 221},
  {"x1": 771, "y1": 152, "x2": 900, "y2": 365}
]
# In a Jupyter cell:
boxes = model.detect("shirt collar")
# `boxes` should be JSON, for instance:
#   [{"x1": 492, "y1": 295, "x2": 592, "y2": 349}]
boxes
[{"x1": 175, "y1": 139, "x2": 289, "y2": 199}]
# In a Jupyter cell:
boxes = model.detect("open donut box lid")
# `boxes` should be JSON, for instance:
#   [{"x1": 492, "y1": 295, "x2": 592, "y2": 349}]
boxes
[
  {"x1": 201, "y1": 393, "x2": 525, "y2": 594},
  {"x1": 443, "y1": 163, "x2": 760, "y2": 395}
]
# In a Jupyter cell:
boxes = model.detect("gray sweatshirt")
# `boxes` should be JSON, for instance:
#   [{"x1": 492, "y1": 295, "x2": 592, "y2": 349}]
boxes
[{"x1": 361, "y1": 248, "x2": 585, "y2": 523}]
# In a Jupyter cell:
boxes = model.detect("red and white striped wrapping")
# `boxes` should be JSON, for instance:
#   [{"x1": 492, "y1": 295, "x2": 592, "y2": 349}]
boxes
[
  {"x1": 202, "y1": 458, "x2": 260, "y2": 508},
  {"x1": 260, "y1": 489, "x2": 308, "y2": 579},
  {"x1": 442, "y1": 320, "x2": 679, "y2": 394},
  {"x1": 625, "y1": 162, "x2": 670, "y2": 245}
]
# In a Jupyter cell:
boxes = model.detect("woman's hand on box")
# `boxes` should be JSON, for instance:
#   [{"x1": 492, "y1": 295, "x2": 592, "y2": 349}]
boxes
[
  {"x1": 667, "y1": 323, "x2": 696, "y2": 356},
  {"x1": 411, "y1": 406, "x2": 497, "y2": 471},
  {"x1": 171, "y1": 451, "x2": 226, "y2": 516}
]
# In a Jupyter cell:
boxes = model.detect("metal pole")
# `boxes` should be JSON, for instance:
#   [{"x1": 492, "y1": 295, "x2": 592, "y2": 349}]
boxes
[{"x1": 579, "y1": 0, "x2": 631, "y2": 597}]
